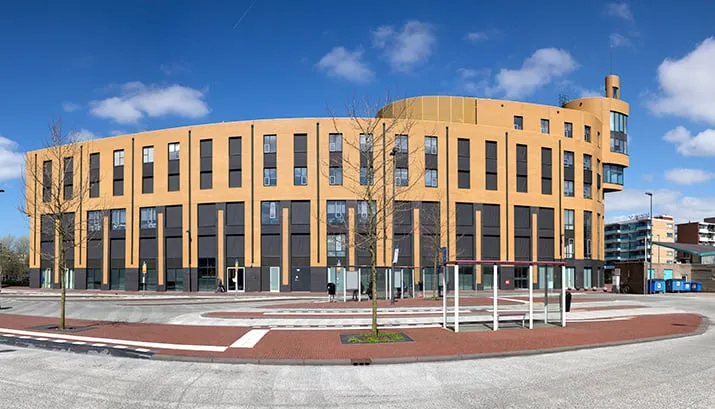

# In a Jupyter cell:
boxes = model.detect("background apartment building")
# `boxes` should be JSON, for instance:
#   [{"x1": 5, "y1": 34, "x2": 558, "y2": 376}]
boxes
[
  {"x1": 605, "y1": 214, "x2": 675, "y2": 269},
  {"x1": 676, "y1": 218, "x2": 715, "y2": 246}
]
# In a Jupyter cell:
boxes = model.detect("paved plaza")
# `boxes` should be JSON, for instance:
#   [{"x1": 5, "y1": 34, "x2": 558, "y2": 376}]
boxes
[{"x1": 0, "y1": 290, "x2": 713, "y2": 408}]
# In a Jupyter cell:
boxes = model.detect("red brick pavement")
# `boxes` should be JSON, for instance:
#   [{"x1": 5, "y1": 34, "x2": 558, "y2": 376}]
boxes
[
  {"x1": 0, "y1": 312, "x2": 701, "y2": 362},
  {"x1": 172, "y1": 313, "x2": 702, "y2": 360}
]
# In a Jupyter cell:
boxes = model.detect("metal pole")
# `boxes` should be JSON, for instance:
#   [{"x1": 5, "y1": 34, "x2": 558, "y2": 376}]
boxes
[
  {"x1": 401, "y1": 269, "x2": 404, "y2": 300},
  {"x1": 492, "y1": 264, "x2": 498, "y2": 331},
  {"x1": 343, "y1": 267, "x2": 346, "y2": 302},
  {"x1": 412, "y1": 269, "x2": 415, "y2": 299},
  {"x1": 649, "y1": 195, "x2": 653, "y2": 293},
  {"x1": 442, "y1": 266, "x2": 447, "y2": 329},
  {"x1": 454, "y1": 264, "x2": 460, "y2": 333},
  {"x1": 561, "y1": 265, "x2": 567, "y2": 327},
  {"x1": 528, "y1": 265, "x2": 534, "y2": 329}
]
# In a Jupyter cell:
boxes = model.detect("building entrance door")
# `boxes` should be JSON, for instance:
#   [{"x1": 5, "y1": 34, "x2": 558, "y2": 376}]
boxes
[
  {"x1": 291, "y1": 267, "x2": 310, "y2": 291},
  {"x1": 226, "y1": 267, "x2": 245, "y2": 292},
  {"x1": 269, "y1": 267, "x2": 280, "y2": 292}
]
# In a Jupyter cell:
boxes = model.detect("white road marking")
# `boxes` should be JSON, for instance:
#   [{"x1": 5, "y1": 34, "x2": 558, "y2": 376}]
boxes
[
  {"x1": 568, "y1": 316, "x2": 634, "y2": 322},
  {"x1": 270, "y1": 324, "x2": 441, "y2": 331},
  {"x1": 230, "y1": 329, "x2": 269, "y2": 348},
  {"x1": 0, "y1": 328, "x2": 227, "y2": 352},
  {"x1": 494, "y1": 297, "x2": 530, "y2": 304}
]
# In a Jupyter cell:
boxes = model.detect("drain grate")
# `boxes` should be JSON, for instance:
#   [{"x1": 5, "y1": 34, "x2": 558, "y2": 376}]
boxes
[{"x1": 351, "y1": 358, "x2": 372, "y2": 366}]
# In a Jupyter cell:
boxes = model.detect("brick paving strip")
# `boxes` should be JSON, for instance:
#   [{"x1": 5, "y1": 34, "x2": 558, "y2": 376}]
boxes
[
  {"x1": 0, "y1": 312, "x2": 706, "y2": 365},
  {"x1": 266, "y1": 296, "x2": 607, "y2": 309}
]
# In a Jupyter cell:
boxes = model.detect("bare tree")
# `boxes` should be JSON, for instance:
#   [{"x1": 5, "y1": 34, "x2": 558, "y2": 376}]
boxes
[
  {"x1": 0, "y1": 235, "x2": 30, "y2": 284},
  {"x1": 21, "y1": 119, "x2": 101, "y2": 329},
  {"x1": 322, "y1": 93, "x2": 433, "y2": 336}
]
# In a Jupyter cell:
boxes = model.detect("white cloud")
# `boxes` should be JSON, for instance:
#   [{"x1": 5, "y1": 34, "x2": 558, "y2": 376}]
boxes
[
  {"x1": 0, "y1": 136, "x2": 25, "y2": 182},
  {"x1": 606, "y1": 188, "x2": 715, "y2": 224},
  {"x1": 486, "y1": 48, "x2": 578, "y2": 99},
  {"x1": 606, "y1": 3, "x2": 633, "y2": 21},
  {"x1": 609, "y1": 33, "x2": 632, "y2": 48},
  {"x1": 317, "y1": 47, "x2": 374, "y2": 83},
  {"x1": 89, "y1": 82, "x2": 210, "y2": 125},
  {"x1": 69, "y1": 129, "x2": 98, "y2": 142},
  {"x1": 465, "y1": 32, "x2": 488, "y2": 42},
  {"x1": 160, "y1": 60, "x2": 191, "y2": 75},
  {"x1": 606, "y1": 189, "x2": 679, "y2": 213},
  {"x1": 62, "y1": 102, "x2": 81, "y2": 112},
  {"x1": 110, "y1": 130, "x2": 126, "y2": 136},
  {"x1": 372, "y1": 21, "x2": 436, "y2": 72},
  {"x1": 664, "y1": 168, "x2": 715, "y2": 185},
  {"x1": 455, "y1": 68, "x2": 490, "y2": 95},
  {"x1": 648, "y1": 37, "x2": 715, "y2": 125},
  {"x1": 662, "y1": 125, "x2": 715, "y2": 156}
]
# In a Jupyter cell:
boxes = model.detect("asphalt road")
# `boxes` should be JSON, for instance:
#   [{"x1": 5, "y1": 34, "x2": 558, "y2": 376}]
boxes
[{"x1": 0, "y1": 294, "x2": 713, "y2": 409}]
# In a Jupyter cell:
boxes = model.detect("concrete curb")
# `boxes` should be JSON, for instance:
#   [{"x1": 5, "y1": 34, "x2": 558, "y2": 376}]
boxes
[{"x1": 149, "y1": 315, "x2": 710, "y2": 366}]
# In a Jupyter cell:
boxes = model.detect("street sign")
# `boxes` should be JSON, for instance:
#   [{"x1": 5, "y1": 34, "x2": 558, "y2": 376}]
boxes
[{"x1": 441, "y1": 247, "x2": 447, "y2": 264}]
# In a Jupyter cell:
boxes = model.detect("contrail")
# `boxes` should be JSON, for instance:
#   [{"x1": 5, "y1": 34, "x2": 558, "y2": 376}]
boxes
[{"x1": 233, "y1": 0, "x2": 258, "y2": 31}]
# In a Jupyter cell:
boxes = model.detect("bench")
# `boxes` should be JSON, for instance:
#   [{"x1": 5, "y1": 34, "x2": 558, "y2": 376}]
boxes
[{"x1": 495, "y1": 311, "x2": 530, "y2": 328}]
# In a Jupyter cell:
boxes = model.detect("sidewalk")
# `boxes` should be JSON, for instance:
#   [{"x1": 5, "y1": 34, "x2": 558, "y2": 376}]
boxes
[{"x1": 0, "y1": 312, "x2": 705, "y2": 364}]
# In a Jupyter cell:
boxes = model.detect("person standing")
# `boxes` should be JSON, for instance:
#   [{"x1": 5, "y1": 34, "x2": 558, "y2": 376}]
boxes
[{"x1": 327, "y1": 282, "x2": 336, "y2": 302}]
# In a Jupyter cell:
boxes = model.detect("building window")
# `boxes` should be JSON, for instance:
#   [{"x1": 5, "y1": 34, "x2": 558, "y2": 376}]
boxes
[
  {"x1": 457, "y1": 138, "x2": 470, "y2": 189},
  {"x1": 360, "y1": 167, "x2": 373, "y2": 185},
  {"x1": 395, "y1": 168, "x2": 408, "y2": 186},
  {"x1": 329, "y1": 167, "x2": 342, "y2": 185},
  {"x1": 263, "y1": 134, "x2": 277, "y2": 153},
  {"x1": 327, "y1": 201, "x2": 346, "y2": 225},
  {"x1": 140, "y1": 207, "x2": 157, "y2": 229},
  {"x1": 563, "y1": 151, "x2": 574, "y2": 168},
  {"x1": 263, "y1": 168, "x2": 277, "y2": 186},
  {"x1": 360, "y1": 133, "x2": 373, "y2": 152},
  {"x1": 540, "y1": 119, "x2": 550, "y2": 134},
  {"x1": 584, "y1": 211, "x2": 592, "y2": 259},
  {"x1": 425, "y1": 136, "x2": 437, "y2": 155},
  {"x1": 514, "y1": 116, "x2": 523, "y2": 130},
  {"x1": 89, "y1": 153, "x2": 100, "y2": 198},
  {"x1": 261, "y1": 201, "x2": 280, "y2": 224},
  {"x1": 564, "y1": 181, "x2": 574, "y2": 197},
  {"x1": 612, "y1": 86, "x2": 619, "y2": 99},
  {"x1": 485, "y1": 141, "x2": 498, "y2": 191},
  {"x1": 425, "y1": 169, "x2": 438, "y2": 187},
  {"x1": 610, "y1": 111, "x2": 628, "y2": 154},
  {"x1": 584, "y1": 183, "x2": 592, "y2": 199},
  {"x1": 63, "y1": 157, "x2": 73, "y2": 200},
  {"x1": 583, "y1": 154, "x2": 592, "y2": 171},
  {"x1": 329, "y1": 133, "x2": 342, "y2": 152},
  {"x1": 604, "y1": 164, "x2": 624, "y2": 185},
  {"x1": 357, "y1": 201, "x2": 376, "y2": 224},
  {"x1": 667, "y1": 223, "x2": 673, "y2": 229},
  {"x1": 228, "y1": 136, "x2": 242, "y2": 188},
  {"x1": 294, "y1": 167, "x2": 307, "y2": 186},
  {"x1": 143, "y1": 146, "x2": 154, "y2": 163},
  {"x1": 327, "y1": 234, "x2": 346, "y2": 257},
  {"x1": 395, "y1": 134, "x2": 408, "y2": 153},
  {"x1": 111, "y1": 209, "x2": 126, "y2": 231},
  {"x1": 199, "y1": 139, "x2": 213, "y2": 190},
  {"x1": 516, "y1": 144, "x2": 527, "y2": 193},
  {"x1": 541, "y1": 147, "x2": 552, "y2": 195},
  {"x1": 584, "y1": 125, "x2": 591, "y2": 142},
  {"x1": 564, "y1": 122, "x2": 573, "y2": 138},
  {"x1": 114, "y1": 150, "x2": 124, "y2": 166},
  {"x1": 564, "y1": 209, "x2": 574, "y2": 231},
  {"x1": 565, "y1": 238, "x2": 574, "y2": 259},
  {"x1": 667, "y1": 232, "x2": 674, "y2": 238},
  {"x1": 87, "y1": 210, "x2": 102, "y2": 233},
  {"x1": 168, "y1": 142, "x2": 180, "y2": 160}
]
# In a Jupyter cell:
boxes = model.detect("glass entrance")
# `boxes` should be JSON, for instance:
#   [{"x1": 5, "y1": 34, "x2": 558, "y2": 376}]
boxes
[
  {"x1": 41, "y1": 268, "x2": 52, "y2": 288},
  {"x1": 198, "y1": 258, "x2": 217, "y2": 292},
  {"x1": 327, "y1": 266, "x2": 344, "y2": 294},
  {"x1": 226, "y1": 267, "x2": 245, "y2": 292},
  {"x1": 269, "y1": 267, "x2": 280, "y2": 292},
  {"x1": 583, "y1": 268, "x2": 592, "y2": 289}
]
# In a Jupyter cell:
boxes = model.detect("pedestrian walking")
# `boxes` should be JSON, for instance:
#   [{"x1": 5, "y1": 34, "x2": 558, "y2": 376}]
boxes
[{"x1": 327, "y1": 282, "x2": 336, "y2": 302}]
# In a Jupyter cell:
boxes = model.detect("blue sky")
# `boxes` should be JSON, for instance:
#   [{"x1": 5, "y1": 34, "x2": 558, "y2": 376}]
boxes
[{"x1": 1, "y1": 0, "x2": 715, "y2": 237}]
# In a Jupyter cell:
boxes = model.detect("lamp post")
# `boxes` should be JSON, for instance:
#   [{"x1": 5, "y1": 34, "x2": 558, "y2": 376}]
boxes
[
  {"x1": 186, "y1": 230, "x2": 192, "y2": 292},
  {"x1": 389, "y1": 146, "x2": 398, "y2": 305},
  {"x1": 645, "y1": 192, "x2": 653, "y2": 295},
  {"x1": 141, "y1": 261, "x2": 147, "y2": 291}
]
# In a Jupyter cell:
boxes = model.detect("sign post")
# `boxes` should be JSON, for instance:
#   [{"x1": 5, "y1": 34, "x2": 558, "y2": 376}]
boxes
[
  {"x1": 141, "y1": 261, "x2": 147, "y2": 291},
  {"x1": 234, "y1": 260, "x2": 240, "y2": 295}
]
